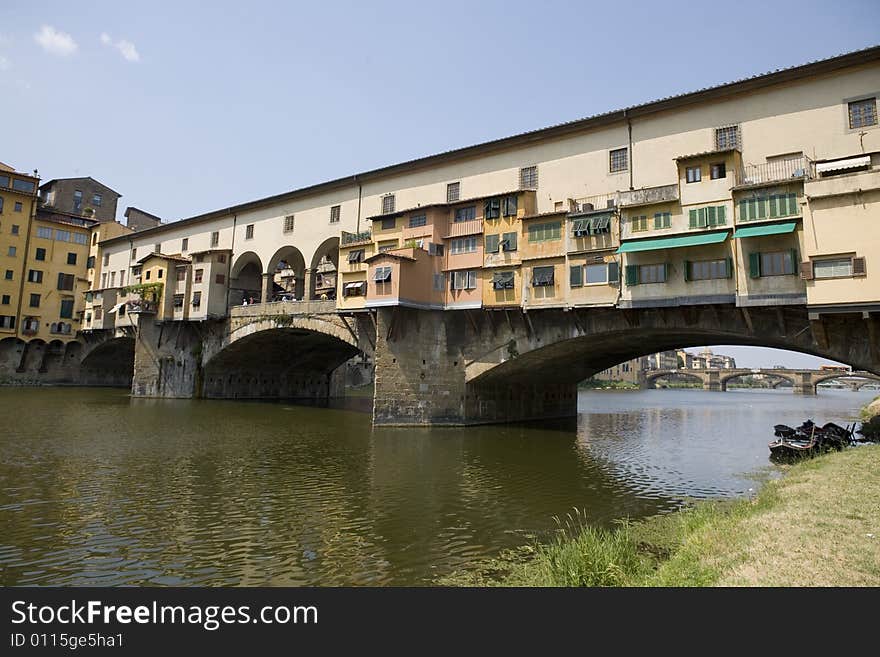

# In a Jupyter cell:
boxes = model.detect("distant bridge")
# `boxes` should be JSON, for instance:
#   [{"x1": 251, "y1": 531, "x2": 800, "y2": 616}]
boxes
[{"x1": 642, "y1": 368, "x2": 880, "y2": 394}]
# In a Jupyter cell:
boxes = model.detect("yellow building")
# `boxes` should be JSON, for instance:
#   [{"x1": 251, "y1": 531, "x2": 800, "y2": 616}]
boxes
[
  {"x1": 21, "y1": 208, "x2": 95, "y2": 341},
  {"x1": 0, "y1": 164, "x2": 39, "y2": 338}
]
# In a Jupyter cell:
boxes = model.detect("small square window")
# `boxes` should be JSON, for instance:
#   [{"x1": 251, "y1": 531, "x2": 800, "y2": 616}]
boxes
[
  {"x1": 67, "y1": 252, "x2": 77, "y2": 265},
  {"x1": 283, "y1": 215, "x2": 295, "y2": 233},
  {"x1": 848, "y1": 97, "x2": 877, "y2": 130},
  {"x1": 0, "y1": 294, "x2": 8, "y2": 304},
  {"x1": 4, "y1": 270, "x2": 12, "y2": 280},
  {"x1": 686, "y1": 166, "x2": 702, "y2": 183},
  {"x1": 14, "y1": 202, "x2": 22, "y2": 212},
  {"x1": 245, "y1": 224, "x2": 254, "y2": 240},
  {"x1": 215, "y1": 273, "x2": 225, "y2": 284},
  {"x1": 715, "y1": 125, "x2": 739, "y2": 150},
  {"x1": 519, "y1": 166, "x2": 538, "y2": 189},
  {"x1": 29, "y1": 293, "x2": 40, "y2": 308},
  {"x1": 381, "y1": 217, "x2": 395, "y2": 230},
  {"x1": 382, "y1": 195, "x2": 395, "y2": 214},
  {"x1": 36, "y1": 248, "x2": 46, "y2": 261},
  {"x1": 710, "y1": 163, "x2": 726, "y2": 179},
  {"x1": 7, "y1": 246, "x2": 16, "y2": 256},
  {"x1": 447, "y1": 182, "x2": 460, "y2": 202},
  {"x1": 330, "y1": 205, "x2": 340, "y2": 223},
  {"x1": 11, "y1": 224, "x2": 19, "y2": 235},
  {"x1": 609, "y1": 148, "x2": 628, "y2": 173}
]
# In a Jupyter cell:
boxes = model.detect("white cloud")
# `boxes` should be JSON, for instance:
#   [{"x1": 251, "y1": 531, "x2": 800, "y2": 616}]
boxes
[
  {"x1": 100, "y1": 33, "x2": 140, "y2": 62},
  {"x1": 34, "y1": 25, "x2": 78, "y2": 57},
  {"x1": 0, "y1": 56, "x2": 10, "y2": 71}
]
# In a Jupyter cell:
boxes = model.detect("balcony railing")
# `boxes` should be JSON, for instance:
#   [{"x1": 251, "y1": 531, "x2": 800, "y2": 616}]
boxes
[
  {"x1": 341, "y1": 230, "x2": 372, "y2": 246},
  {"x1": 445, "y1": 218, "x2": 483, "y2": 238},
  {"x1": 569, "y1": 193, "x2": 619, "y2": 215},
  {"x1": 402, "y1": 224, "x2": 434, "y2": 240},
  {"x1": 126, "y1": 299, "x2": 157, "y2": 314},
  {"x1": 735, "y1": 157, "x2": 810, "y2": 188},
  {"x1": 230, "y1": 299, "x2": 338, "y2": 317},
  {"x1": 618, "y1": 184, "x2": 679, "y2": 208}
]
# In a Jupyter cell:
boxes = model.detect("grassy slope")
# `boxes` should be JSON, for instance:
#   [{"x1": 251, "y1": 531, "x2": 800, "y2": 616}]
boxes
[{"x1": 445, "y1": 445, "x2": 880, "y2": 587}]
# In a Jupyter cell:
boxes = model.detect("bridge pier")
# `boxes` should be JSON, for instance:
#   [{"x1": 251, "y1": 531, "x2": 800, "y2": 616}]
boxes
[
  {"x1": 372, "y1": 307, "x2": 577, "y2": 426},
  {"x1": 131, "y1": 318, "x2": 209, "y2": 398},
  {"x1": 793, "y1": 384, "x2": 817, "y2": 395}
]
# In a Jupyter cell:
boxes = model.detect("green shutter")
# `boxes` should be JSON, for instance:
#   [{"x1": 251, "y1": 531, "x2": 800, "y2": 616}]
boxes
[
  {"x1": 749, "y1": 252, "x2": 761, "y2": 278},
  {"x1": 552, "y1": 222, "x2": 561, "y2": 239},
  {"x1": 706, "y1": 206, "x2": 717, "y2": 226},
  {"x1": 769, "y1": 195, "x2": 779, "y2": 218},
  {"x1": 717, "y1": 206, "x2": 726, "y2": 225},
  {"x1": 504, "y1": 231, "x2": 517, "y2": 251},
  {"x1": 789, "y1": 248, "x2": 798, "y2": 275},
  {"x1": 698, "y1": 208, "x2": 707, "y2": 227},
  {"x1": 484, "y1": 199, "x2": 492, "y2": 217},
  {"x1": 689, "y1": 209, "x2": 698, "y2": 228},
  {"x1": 683, "y1": 260, "x2": 691, "y2": 282},
  {"x1": 787, "y1": 193, "x2": 798, "y2": 216},
  {"x1": 757, "y1": 198, "x2": 767, "y2": 219},
  {"x1": 726, "y1": 257, "x2": 733, "y2": 279},
  {"x1": 608, "y1": 261, "x2": 619, "y2": 283},
  {"x1": 570, "y1": 265, "x2": 583, "y2": 287},
  {"x1": 662, "y1": 263, "x2": 669, "y2": 282},
  {"x1": 625, "y1": 264, "x2": 639, "y2": 286},
  {"x1": 485, "y1": 234, "x2": 499, "y2": 253},
  {"x1": 739, "y1": 200, "x2": 749, "y2": 222}
]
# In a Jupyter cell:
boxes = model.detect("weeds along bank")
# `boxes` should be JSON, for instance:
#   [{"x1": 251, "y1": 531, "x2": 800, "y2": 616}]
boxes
[{"x1": 442, "y1": 443, "x2": 880, "y2": 587}]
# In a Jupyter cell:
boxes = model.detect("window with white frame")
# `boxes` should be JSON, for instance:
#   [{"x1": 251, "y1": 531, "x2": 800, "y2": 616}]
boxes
[
  {"x1": 382, "y1": 195, "x2": 395, "y2": 214},
  {"x1": 451, "y1": 270, "x2": 477, "y2": 290},
  {"x1": 450, "y1": 236, "x2": 477, "y2": 254},
  {"x1": 330, "y1": 205, "x2": 340, "y2": 223}
]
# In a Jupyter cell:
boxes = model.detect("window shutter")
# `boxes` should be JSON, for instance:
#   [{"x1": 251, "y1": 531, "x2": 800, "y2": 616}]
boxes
[
  {"x1": 683, "y1": 260, "x2": 691, "y2": 282},
  {"x1": 800, "y1": 261, "x2": 814, "y2": 280},
  {"x1": 485, "y1": 234, "x2": 499, "y2": 253},
  {"x1": 852, "y1": 256, "x2": 867, "y2": 277},
  {"x1": 662, "y1": 263, "x2": 669, "y2": 282},
  {"x1": 718, "y1": 206, "x2": 726, "y2": 225},
  {"x1": 788, "y1": 249, "x2": 798, "y2": 275},
  {"x1": 608, "y1": 261, "x2": 619, "y2": 283},
  {"x1": 787, "y1": 193, "x2": 798, "y2": 216},
  {"x1": 706, "y1": 206, "x2": 717, "y2": 226},
  {"x1": 484, "y1": 199, "x2": 491, "y2": 217},
  {"x1": 749, "y1": 253, "x2": 761, "y2": 278},
  {"x1": 625, "y1": 264, "x2": 639, "y2": 286},
  {"x1": 450, "y1": 273, "x2": 455, "y2": 290},
  {"x1": 689, "y1": 209, "x2": 697, "y2": 228},
  {"x1": 654, "y1": 213, "x2": 662, "y2": 229},
  {"x1": 726, "y1": 257, "x2": 734, "y2": 279},
  {"x1": 757, "y1": 198, "x2": 767, "y2": 219},
  {"x1": 769, "y1": 195, "x2": 780, "y2": 218},
  {"x1": 697, "y1": 208, "x2": 707, "y2": 227},
  {"x1": 505, "y1": 232, "x2": 517, "y2": 251},
  {"x1": 570, "y1": 265, "x2": 583, "y2": 287},
  {"x1": 739, "y1": 200, "x2": 749, "y2": 222}
]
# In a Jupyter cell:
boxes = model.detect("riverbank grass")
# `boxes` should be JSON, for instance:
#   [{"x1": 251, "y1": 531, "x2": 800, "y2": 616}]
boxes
[{"x1": 446, "y1": 445, "x2": 880, "y2": 586}]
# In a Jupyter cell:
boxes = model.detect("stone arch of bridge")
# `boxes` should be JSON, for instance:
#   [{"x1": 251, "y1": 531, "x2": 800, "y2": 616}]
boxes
[
  {"x1": 267, "y1": 245, "x2": 307, "y2": 300},
  {"x1": 230, "y1": 251, "x2": 264, "y2": 305},
  {"x1": 644, "y1": 368, "x2": 707, "y2": 388},
  {"x1": 202, "y1": 322, "x2": 359, "y2": 399},
  {"x1": 719, "y1": 370, "x2": 797, "y2": 391},
  {"x1": 80, "y1": 336, "x2": 135, "y2": 384},
  {"x1": 465, "y1": 316, "x2": 877, "y2": 390},
  {"x1": 812, "y1": 371, "x2": 880, "y2": 391}
]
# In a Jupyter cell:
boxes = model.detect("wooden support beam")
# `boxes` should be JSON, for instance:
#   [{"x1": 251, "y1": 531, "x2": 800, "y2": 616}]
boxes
[
  {"x1": 740, "y1": 307, "x2": 755, "y2": 335},
  {"x1": 622, "y1": 309, "x2": 640, "y2": 328},
  {"x1": 775, "y1": 307, "x2": 786, "y2": 337},
  {"x1": 523, "y1": 311, "x2": 535, "y2": 338},
  {"x1": 465, "y1": 309, "x2": 479, "y2": 334},
  {"x1": 866, "y1": 314, "x2": 880, "y2": 364},
  {"x1": 386, "y1": 306, "x2": 398, "y2": 342},
  {"x1": 504, "y1": 309, "x2": 514, "y2": 335},
  {"x1": 485, "y1": 310, "x2": 497, "y2": 335},
  {"x1": 339, "y1": 315, "x2": 361, "y2": 348},
  {"x1": 810, "y1": 317, "x2": 829, "y2": 350}
]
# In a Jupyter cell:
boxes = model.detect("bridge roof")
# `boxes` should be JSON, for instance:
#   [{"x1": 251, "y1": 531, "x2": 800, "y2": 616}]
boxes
[{"x1": 99, "y1": 45, "x2": 880, "y2": 247}]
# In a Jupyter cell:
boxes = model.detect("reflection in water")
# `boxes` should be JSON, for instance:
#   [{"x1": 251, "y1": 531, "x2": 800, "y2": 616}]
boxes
[{"x1": 0, "y1": 387, "x2": 872, "y2": 586}]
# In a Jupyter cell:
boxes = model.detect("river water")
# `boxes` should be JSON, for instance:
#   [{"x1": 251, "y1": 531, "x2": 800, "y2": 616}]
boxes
[{"x1": 0, "y1": 386, "x2": 873, "y2": 586}]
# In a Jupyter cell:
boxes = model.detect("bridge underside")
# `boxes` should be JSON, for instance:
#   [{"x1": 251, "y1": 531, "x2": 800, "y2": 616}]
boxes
[{"x1": 203, "y1": 328, "x2": 358, "y2": 400}]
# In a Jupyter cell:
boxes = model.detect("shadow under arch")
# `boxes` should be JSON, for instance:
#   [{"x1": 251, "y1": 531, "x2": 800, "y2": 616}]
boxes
[
  {"x1": 267, "y1": 245, "x2": 306, "y2": 300},
  {"x1": 646, "y1": 369, "x2": 706, "y2": 389},
  {"x1": 202, "y1": 326, "x2": 358, "y2": 400},
  {"x1": 81, "y1": 337, "x2": 135, "y2": 386}
]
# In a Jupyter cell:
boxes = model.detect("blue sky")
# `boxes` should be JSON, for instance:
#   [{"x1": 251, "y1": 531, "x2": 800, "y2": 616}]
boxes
[{"x1": 2, "y1": 0, "x2": 877, "y2": 368}]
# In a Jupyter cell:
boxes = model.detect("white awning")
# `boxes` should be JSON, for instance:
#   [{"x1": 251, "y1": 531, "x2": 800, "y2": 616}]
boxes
[
  {"x1": 815, "y1": 155, "x2": 870, "y2": 174},
  {"x1": 344, "y1": 282, "x2": 365, "y2": 290},
  {"x1": 108, "y1": 303, "x2": 122, "y2": 314}
]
